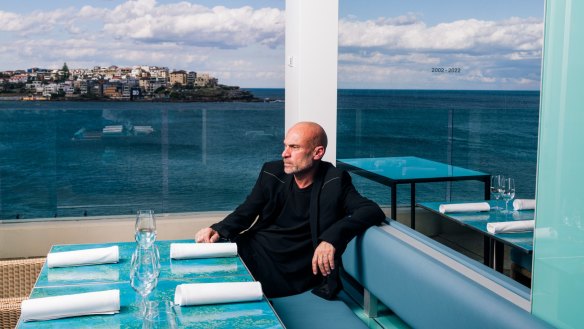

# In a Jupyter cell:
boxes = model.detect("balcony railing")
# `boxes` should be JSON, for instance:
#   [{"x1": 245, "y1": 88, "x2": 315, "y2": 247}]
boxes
[{"x1": 0, "y1": 89, "x2": 538, "y2": 221}]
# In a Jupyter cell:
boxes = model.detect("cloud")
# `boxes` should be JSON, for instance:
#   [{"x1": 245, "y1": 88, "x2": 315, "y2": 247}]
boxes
[
  {"x1": 339, "y1": 16, "x2": 543, "y2": 52},
  {"x1": 339, "y1": 52, "x2": 440, "y2": 65},
  {"x1": 0, "y1": 1, "x2": 543, "y2": 89},
  {"x1": 1, "y1": 1, "x2": 285, "y2": 49},
  {"x1": 0, "y1": 9, "x2": 76, "y2": 34},
  {"x1": 337, "y1": 15, "x2": 543, "y2": 89},
  {"x1": 102, "y1": 1, "x2": 285, "y2": 49}
]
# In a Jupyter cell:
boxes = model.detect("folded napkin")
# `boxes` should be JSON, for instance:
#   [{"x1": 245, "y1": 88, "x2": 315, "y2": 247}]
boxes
[
  {"x1": 487, "y1": 220, "x2": 535, "y2": 234},
  {"x1": 174, "y1": 281, "x2": 262, "y2": 306},
  {"x1": 439, "y1": 202, "x2": 490, "y2": 214},
  {"x1": 170, "y1": 243, "x2": 237, "y2": 259},
  {"x1": 47, "y1": 246, "x2": 119, "y2": 268},
  {"x1": 20, "y1": 289, "x2": 120, "y2": 322},
  {"x1": 513, "y1": 199, "x2": 536, "y2": 210}
]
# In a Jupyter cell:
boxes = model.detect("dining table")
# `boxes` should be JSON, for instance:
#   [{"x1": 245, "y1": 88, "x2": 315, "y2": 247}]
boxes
[
  {"x1": 416, "y1": 200, "x2": 534, "y2": 273},
  {"x1": 337, "y1": 156, "x2": 490, "y2": 229},
  {"x1": 17, "y1": 239, "x2": 285, "y2": 328}
]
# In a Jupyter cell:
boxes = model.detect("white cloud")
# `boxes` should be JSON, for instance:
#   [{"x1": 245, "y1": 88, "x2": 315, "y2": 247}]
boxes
[
  {"x1": 339, "y1": 16, "x2": 543, "y2": 52},
  {"x1": 0, "y1": 9, "x2": 76, "y2": 34},
  {"x1": 0, "y1": 11, "x2": 22, "y2": 31},
  {"x1": 338, "y1": 15, "x2": 543, "y2": 89},
  {"x1": 0, "y1": 1, "x2": 543, "y2": 89},
  {"x1": 339, "y1": 52, "x2": 440, "y2": 65},
  {"x1": 102, "y1": 1, "x2": 285, "y2": 48}
]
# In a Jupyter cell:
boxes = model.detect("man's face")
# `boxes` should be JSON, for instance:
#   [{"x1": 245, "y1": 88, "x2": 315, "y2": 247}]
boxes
[{"x1": 281, "y1": 126, "x2": 318, "y2": 175}]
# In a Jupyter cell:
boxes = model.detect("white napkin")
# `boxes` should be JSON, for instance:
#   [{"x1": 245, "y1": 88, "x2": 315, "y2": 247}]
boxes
[
  {"x1": 170, "y1": 243, "x2": 237, "y2": 259},
  {"x1": 20, "y1": 289, "x2": 120, "y2": 322},
  {"x1": 47, "y1": 246, "x2": 119, "y2": 268},
  {"x1": 487, "y1": 220, "x2": 535, "y2": 234},
  {"x1": 439, "y1": 202, "x2": 490, "y2": 214},
  {"x1": 174, "y1": 281, "x2": 263, "y2": 306},
  {"x1": 513, "y1": 199, "x2": 536, "y2": 210}
]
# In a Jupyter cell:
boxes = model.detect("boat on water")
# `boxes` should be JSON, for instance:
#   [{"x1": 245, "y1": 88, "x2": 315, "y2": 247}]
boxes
[{"x1": 72, "y1": 123, "x2": 158, "y2": 144}]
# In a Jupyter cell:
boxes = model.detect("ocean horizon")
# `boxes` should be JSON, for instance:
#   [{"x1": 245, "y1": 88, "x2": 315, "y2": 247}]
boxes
[{"x1": 0, "y1": 88, "x2": 539, "y2": 220}]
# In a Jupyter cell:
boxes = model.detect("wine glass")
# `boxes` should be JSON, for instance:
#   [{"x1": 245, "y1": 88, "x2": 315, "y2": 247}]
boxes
[
  {"x1": 501, "y1": 177, "x2": 516, "y2": 214},
  {"x1": 131, "y1": 246, "x2": 160, "y2": 319},
  {"x1": 490, "y1": 175, "x2": 504, "y2": 210},
  {"x1": 135, "y1": 210, "x2": 156, "y2": 248}
]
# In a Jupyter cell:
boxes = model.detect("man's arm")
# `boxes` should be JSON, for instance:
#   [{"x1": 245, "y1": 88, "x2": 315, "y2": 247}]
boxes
[
  {"x1": 198, "y1": 163, "x2": 269, "y2": 241},
  {"x1": 311, "y1": 170, "x2": 384, "y2": 276},
  {"x1": 319, "y1": 171, "x2": 385, "y2": 253}
]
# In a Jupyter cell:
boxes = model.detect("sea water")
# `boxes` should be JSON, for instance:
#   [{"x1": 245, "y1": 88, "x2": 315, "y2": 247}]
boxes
[{"x1": 0, "y1": 89, "x2": 539, "y2": 220}]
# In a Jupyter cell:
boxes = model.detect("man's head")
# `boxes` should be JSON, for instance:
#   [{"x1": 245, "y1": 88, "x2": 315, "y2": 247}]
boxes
[{"x1": 282, "y1": 122, "x2": 328, "y2": 178}]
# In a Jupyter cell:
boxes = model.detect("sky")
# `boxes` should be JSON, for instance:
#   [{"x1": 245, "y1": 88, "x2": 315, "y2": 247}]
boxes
[{"x1": 0, "y1": 0, "x2": 545, "y2": 89}]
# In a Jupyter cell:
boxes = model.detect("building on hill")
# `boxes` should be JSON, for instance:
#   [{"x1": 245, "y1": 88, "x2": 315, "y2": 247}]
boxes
[
  {"x1": 195, "y1": 73, "x2": 218, "y2": 88},
  {"x1": 170, "y1": 70, "x2": 187, "y2": 86}
]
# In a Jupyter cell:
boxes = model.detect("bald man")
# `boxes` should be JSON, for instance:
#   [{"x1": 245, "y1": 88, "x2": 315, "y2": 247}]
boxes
[{"x1": 195, "y1": 122, "x2": 384, "y2": 298}]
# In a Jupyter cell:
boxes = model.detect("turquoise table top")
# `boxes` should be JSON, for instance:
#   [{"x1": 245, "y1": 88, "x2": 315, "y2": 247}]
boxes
[
  {"x1": 338, "y1": 156, "x2": 490, "y2": 228},
  {"x1": 337, "y1": 156, "x2": 488, "y2": 182},
  {"x1": 36, "y1": 240, "x2": 251, "y2": 287},
  {"x1": 20, "y1": 240, "x2": 285, "y2": 328},
  {"x1": 417, "y1": 200, "x2": 534, "y2": 253},
  {"x1": 19, "y1": 280, "x2": 282, "y2": 329}
]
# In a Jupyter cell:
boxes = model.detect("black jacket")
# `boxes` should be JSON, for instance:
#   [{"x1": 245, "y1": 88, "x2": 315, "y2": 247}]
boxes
[{"x1": 211, "y1": 160, "x2": 385, "y2": 297}]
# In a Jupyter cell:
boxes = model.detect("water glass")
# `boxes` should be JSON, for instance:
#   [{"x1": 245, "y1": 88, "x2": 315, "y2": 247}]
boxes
[
  {"x1": 141, "y1": 301, "x2": 178, "y2": 329},
  {"x1": 501, "y1": 177, "x2": 516, "y2": 214},
  {"x1": 130, "y1": 246, "x2": 160, "y2": 319},
  {"x1": 490, "y1": 175, "x2": 504, "y2": 210},
  {"x1": 135, "y1": 210, "x2": 157, "y2": 248}
]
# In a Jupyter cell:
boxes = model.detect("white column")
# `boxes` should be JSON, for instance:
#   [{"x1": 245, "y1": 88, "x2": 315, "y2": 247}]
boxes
[{"x1": 285, "y1": 0, "x2": 338, "y2": 163}]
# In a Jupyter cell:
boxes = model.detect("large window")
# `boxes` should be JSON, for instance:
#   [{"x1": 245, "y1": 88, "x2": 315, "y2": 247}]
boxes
[
  {"x1": 336, "y1": 0, "x2": 545, "y2": 279},
  {"x1": 337, "y1": 0, "x2": 544, "y2": 207},
  {"x1": 0, "y1": 1, "x2": 286, "y2": 221},
  {"x1": 0, "y1": 98, "x2": 284, "y2": 220}
]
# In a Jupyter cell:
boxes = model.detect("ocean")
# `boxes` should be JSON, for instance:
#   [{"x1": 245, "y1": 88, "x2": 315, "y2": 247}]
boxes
[{"x1": 0, "y1": 89, "x2": 539, "y2": 220}]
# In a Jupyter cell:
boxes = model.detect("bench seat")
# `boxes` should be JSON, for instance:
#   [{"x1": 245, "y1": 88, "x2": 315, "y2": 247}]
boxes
[
  {"x1": 343, "y1": 221, "x2": 552, "y2": 329},
  {"x1": 271, "y1": 290, "x2": 368, "y2": 329},
  {"x1": 271, "y1": 220, "x2": 552, "y2": 329}
]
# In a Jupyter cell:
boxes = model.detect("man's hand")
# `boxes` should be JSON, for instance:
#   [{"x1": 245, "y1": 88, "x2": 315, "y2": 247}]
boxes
[
  {"x1": 195, "y1": 227, "x2": 220, "y2": 243},
  {"x1": 312, "y1": 241, "x2": 336, "y2": 276}
]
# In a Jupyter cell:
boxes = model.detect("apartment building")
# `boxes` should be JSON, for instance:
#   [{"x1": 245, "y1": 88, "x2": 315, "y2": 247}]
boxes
[{"x1": 169, "y1": 70, "x2": 187, "y2": 86}]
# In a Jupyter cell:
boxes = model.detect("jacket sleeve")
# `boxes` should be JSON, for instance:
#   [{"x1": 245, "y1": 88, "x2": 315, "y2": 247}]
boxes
[
  {"x1": 210, "y1": 163, "x2": 268, "y2": 240},
  {"x1": 318, "y1": 171, "x2": 385, "y2": 252}
]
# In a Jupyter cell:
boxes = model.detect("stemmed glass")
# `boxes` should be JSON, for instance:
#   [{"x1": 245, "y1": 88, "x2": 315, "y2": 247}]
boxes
[
  {"x1": 490, "y1": 175, "x2": 504, "y2": 211},
  {"x1": 501, "y1": 177, "x2": 516, "y2": 214},
  {"x1": 130, "y1": 246, "x2": 160, "y2": 319},
  {"x1": 135, "y1": 210, "x2": 157, "y2": 248}
]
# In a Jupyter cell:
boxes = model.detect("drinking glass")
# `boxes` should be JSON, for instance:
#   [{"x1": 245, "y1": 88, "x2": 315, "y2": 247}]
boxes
[
  {"x1": 501, "y1": 177, "x2": 516, "y2": 214},
  {"x1": 490, "y1": 175, "x2": 504, "y2": 210},
  {"x1": 130, "y1": 246, "x2": 160, "y2": 319},
  {"x1": 135, "y1": 210, "x2": 157, "y2": 248}
]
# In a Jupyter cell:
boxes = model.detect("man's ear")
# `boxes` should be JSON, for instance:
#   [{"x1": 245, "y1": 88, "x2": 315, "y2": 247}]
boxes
[{"x1": 313, "y1": 146, "x2": 325, "y2": 160}]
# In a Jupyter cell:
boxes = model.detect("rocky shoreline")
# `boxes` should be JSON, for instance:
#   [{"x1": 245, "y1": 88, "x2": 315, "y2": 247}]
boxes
[{"x1": 0, "y1": 85, "x2": 264, "y2": 102}]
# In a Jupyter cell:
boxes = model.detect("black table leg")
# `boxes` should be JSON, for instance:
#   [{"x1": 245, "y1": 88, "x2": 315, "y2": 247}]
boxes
[
  {"x1": 494, "y1": 241, "x2": 505, "y2": 273},
  {"x1": 483, "y1": 236, "x2": 491, "y2": 267}
]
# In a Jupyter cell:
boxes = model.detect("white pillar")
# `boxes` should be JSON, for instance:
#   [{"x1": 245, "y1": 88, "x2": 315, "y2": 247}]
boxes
[{"x1": 285, "y1": 0, "x2": 338, "y2": 163}]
